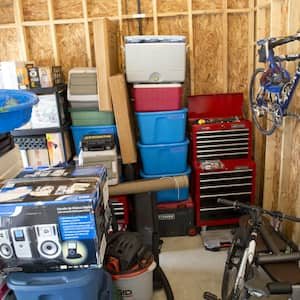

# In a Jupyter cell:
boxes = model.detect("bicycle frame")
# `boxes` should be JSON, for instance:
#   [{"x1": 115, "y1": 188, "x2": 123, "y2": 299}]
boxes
[{"x1": 262, "y1": 43, "x2": 300, "y2": 114}]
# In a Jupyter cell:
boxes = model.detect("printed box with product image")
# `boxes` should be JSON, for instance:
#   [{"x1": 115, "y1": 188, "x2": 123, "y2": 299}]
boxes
[{"x1": 0, "y1": 166, "x2": 110, "y2": 272}]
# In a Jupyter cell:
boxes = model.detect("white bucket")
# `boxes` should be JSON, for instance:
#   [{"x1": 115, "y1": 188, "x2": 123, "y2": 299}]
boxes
[{"x1": 112, "y1": 261, "x2": 156, "y2": 300}]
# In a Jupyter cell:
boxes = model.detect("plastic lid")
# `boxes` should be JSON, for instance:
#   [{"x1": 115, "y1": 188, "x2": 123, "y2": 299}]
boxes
[
  {"x1": 133, "y1": 83, "x2": 182, "y2": 88},
  {"x1": 125, "y1": 35, "x2": 186, "y2": 44}
]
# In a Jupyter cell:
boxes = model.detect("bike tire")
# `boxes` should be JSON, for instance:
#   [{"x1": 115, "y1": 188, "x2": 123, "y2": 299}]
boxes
[
  {"x1": 221, "y1": 229, "x2": 251, "y2": 300},
  {"x1": 249, "y1": 68, "x2": 278, "y2": 136}
]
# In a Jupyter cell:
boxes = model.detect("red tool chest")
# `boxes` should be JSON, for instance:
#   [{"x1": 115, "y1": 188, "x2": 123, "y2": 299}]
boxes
[
  {"x1": 188, "y1": 93, "x2": 252, "y2": 162},
  {"x1": 192, "y1": 159, "x2": 256, "y2": 227},
  {"x1": 109, "y1": 196, "x2": 129, "y2": 230}
]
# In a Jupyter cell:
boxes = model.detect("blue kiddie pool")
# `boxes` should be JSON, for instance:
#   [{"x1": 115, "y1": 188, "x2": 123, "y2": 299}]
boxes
[{"x1": 0, "y1": 89, "x2": 38, "y2": 134}]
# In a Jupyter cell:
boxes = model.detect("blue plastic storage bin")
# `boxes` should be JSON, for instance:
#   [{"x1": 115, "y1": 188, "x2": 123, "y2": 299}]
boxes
[
  {"x1": 0, "y1": 90, "x2": 38, "y2": 134},
  {"x1": 71, "y1": 125, "x2": 117, "y2": 155},
  {"x1": 7, "y1": 268, "x2": 112, "y2": 300},
  {"x1": 140, "y1": 167, "x2": 191, "y2": 203},
  {"x1": 135, "y1": 108, "x2": 187, "y2": 144},
  {"x1": 138, "y1": 139, "x2": 189, "y2": 175}
]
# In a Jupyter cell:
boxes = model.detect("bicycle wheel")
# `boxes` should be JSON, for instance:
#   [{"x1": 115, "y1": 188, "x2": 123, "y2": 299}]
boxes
[
  {"x1": 249, "y1": 68, "x2": 282, "y2": 136},
  {"x1": 221, "y1": 229, "x2": 251, "y2": 300}
]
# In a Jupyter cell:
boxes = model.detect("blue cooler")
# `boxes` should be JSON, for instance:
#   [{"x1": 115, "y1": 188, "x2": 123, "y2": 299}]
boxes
[
  {"x1": 140, "y1": 167, "x2": 191, "y2": 203},
  {"x1": 135, "y1": 108, "x2": 187, "y2": 144},
  {"x1": 137, "y1": 139, "x2": 189, "y2": 175},
  {"x1": 7, "y1": 269, "x2": 112, "y2": 300}
]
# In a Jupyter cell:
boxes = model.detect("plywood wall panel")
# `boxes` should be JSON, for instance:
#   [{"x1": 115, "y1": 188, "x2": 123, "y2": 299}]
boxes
[
  {"x1": 193, "y1": 15, "x2": 224, "y2": 95},
  {"x1": 228, "y1": 14, "x2": 248, "y2": 95},
  {"x1": 122, "y1": 19, "x2": 154, "y2": 36},
  {"x1": 87, "y1": 0, "x2": 118, "y2": 18},
  {"x1": 53, "y1": 0, "x2": 83, "y2": 19},
  {"x1": 228, "y1": 0, "x2": 248, "y2": 9},
  {"x1": 89, "y1": 23, "x2": 95, "y2": 66},
  {"x1": 0, "y1": 29, "x2": 20, "y2": 60},
  {"x1": 0, "y1": 0, "x2": 14, "y2": 24},
  {"x1": 192, "y1": 0, "x2": 222, "y2": 10},
  {"x1": 22, "y1": 0, "x2": 48, "y2": 21},
  {"x1": 56, "y1": 24, "x2": 88, "y2": 79},
  {"x1": 26, "y1": 26, "x2": 54, "y2": 66},
  {"x1": 157, "y1": 0, "x2": 187, "y2": 13},
  {"x1": 122, "y1": 0, "x2": 152, "y2": 15}
]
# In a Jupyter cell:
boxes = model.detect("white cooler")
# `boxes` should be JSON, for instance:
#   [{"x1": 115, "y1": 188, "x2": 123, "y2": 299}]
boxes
[{"x1": 125, "y1": 35, "x2": 186, "y2": 83}]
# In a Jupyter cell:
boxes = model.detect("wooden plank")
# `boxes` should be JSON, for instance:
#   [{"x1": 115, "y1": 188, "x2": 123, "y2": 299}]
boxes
[
  {"x1": 254, "y1": 2, "x2": 267, "y2": 207},
  {"x1": 109, "y1": 74, "x2": 137, "y2": 164},
  {"x1": 93, "y1": 18, "x2": 120, "y2": 111},
  {"x1": 82, "y1": 0, "x2": 92, "y2": 67},
  {"x1": 152, "y1": 0, "x2": 158, "y2": 34},
  {"x1": 278, "y1": 0, "x2": 300, "y2": 240},
  {"x1": 222, "y1": 0, "x2": 228, "y2": 93},
  {"x1": 187, "y1": 0, "x2": 194, "y2": 95},
  {"x1": 47, "y1": 0, "x2": 60, "y2": 65},
  {"x1": 247, "y1": 0, "x2": 254, "y2": 104},
  {"x1": 13, "y1": 0, "x2": 28, "y2": 61}
]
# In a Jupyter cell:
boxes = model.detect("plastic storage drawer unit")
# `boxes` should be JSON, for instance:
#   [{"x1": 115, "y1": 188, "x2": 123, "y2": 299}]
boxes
[
  {"x1": 132, "y1": 83, "x2": 182, "y2": 112},
  {"x1": 140, "y1": 167, "x2": 191, "y2": 203},
  {"x1": 136, "y1": 108, "x2": 187, "y2": 144},
  {"x1": 138, "y1": 139, "x2": 189, "y2": 175},
  {"x1": 71, "y1": 125, "x2": 117, "y2": 155},
  {"x1": 69, "y1": 108, "x2": 115, "y2": 126},
  {"x1": 7, "y1": 268, "x2": 112, "y2": 300}
]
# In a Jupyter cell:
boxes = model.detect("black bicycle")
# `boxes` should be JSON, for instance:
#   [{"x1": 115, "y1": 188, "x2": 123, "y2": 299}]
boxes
[{"x1": 204, "y1": 198, "x2": 300, "y2": 300}]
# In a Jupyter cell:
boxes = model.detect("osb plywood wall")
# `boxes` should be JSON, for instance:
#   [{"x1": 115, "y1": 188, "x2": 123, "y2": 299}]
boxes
[
  {"x1": 0, "y1": 0, "x2": 252, "y2": 98},
  {"x1": 254, "y1": 0, "x2": 300, "y2": 241},
  {"x1": 1, "y1": 0, "x2": 300, "y2": 238}
]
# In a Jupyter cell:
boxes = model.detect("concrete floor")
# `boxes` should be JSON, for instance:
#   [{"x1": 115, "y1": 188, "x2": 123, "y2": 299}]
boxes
[{"x1": 152, "y1": 235, "x2": 287, "y2": 300}]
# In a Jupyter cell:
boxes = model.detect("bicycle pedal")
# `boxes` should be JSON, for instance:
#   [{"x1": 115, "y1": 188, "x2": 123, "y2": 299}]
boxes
[{"x1": 245, "y1": 284, "x2": 267, "y2": 298}]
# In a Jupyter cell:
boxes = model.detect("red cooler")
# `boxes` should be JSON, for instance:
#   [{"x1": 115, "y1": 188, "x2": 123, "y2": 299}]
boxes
[{"x1": 132, "y1": 83, "x2": 182, "y2": 112}]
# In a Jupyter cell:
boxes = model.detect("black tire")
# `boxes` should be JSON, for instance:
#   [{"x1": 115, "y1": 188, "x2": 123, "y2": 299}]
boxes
[
  {"x1": 221, "y1": 229, "x2": 251, "y2": 300},
  {"x1": 249, "y1": 68, "x2": 280, "y2": 136}
]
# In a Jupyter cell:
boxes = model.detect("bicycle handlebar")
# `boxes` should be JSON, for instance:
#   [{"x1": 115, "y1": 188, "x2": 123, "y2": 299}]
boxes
[{"x1": 217, "y1": 198, "x2": 300, "y2": 223}]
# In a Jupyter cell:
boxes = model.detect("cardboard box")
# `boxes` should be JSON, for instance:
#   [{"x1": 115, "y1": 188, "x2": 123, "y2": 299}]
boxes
[
  {"x1": 109, "y1": 74, "x2": 137, "y2": 164},
  {"x1": 27, "y1": 67, "x2": 41, "y2": 88},
  {"x1": 0, "y1": 61, "x2": 29, "y2": 90},
  {"x1": 38, "y1": 67, "x2": 53, "y2": 88},
  {"x1": 0, "y1": 166, "x2": 109, "y2": 272},
  {"x1": 27, "y1": 149, "x2": 49, "y2": 167},
  {"x1": 31, "y1": 94, "x2": 60, "y2": 129}
]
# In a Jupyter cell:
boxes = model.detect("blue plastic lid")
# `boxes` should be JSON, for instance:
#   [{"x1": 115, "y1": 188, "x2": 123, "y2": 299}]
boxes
[
  {"x1": 137, "y1": 138, "x2": 189, "y2": 148},
  {"x1": 135, "y1": 108, "x2": 187, "y2": 117},
  {"x1": 140, "y1": 166, "x2": 191, "y2": 179}
]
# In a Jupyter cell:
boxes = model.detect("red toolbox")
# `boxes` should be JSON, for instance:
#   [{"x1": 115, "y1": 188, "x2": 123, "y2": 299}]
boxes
[
  {"x1": 188, "y1": 93, "x2": 252, "y2": 162},
  {"x1": 109, "y1": 196, "x2": 129, "y2": 230},
  {"x1": 132, "y1": 83, "x2": 182, "y2": 112},
  {"x1": 192, "y1": 159, "x2": 256, "y2": 227},
  {"x1": 157, "y1": 198, "x2": 196, "y2": 237}
]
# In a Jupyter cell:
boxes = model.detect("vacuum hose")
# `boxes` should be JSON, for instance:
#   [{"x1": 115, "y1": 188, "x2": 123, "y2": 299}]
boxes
[{"x1": 155, "y1": 265, "x2": 174, "y2": 300}]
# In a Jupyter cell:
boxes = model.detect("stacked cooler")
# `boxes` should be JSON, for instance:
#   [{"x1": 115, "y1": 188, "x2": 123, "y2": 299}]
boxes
[
  {"x1": 125, "y1": 35, "x2": 194, "y2": 236},
  {"x1": 188, "y1": 93, "x2": 256, "y2": 227},
  {"x1": 67, "y1": 67, "x2": 120, "y2": 185}
]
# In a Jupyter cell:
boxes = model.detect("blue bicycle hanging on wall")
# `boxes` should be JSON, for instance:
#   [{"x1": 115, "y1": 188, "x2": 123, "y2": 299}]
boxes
[{"x1": 249, "y1": 31, "x2": 300, "y2": 135}]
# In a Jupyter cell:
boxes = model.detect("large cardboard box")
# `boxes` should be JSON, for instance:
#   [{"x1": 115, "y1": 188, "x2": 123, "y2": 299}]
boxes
[
  {"x1": 109, "y1": 74, "x2": 137, "y2": 164},
  {"x1": 0, "y1": 166, "x2": 109, "y2": 272}
]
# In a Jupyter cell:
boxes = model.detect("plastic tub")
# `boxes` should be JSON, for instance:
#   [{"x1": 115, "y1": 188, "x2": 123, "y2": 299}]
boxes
[
  {"x1": 140, "y1": 167, "x2": 191, "y2": 202},
  {"x1": 7, "y1": 268, "x2": 112, "y2": 300},
  {"x1": 112, "y1": 261, "x2": 156, "y2": 300},
  {"x1": 132, "y1": 83, "x2": 182, "y2": 112},
  {"x1": 71, "y1": 125, "x2": 117, "y2": 155},
  {"x1": 69, "y1": 108, "x2": 115, "y2": 126},
  {"x1": 136, "y1": 108, "x2": 187, "y2": 144},
  {"x1": 0, "y1": 90, "x2": 38, "y2": 134},
  {"x1": 138, "y1": 139, "x2": 189, "y2": 175}
]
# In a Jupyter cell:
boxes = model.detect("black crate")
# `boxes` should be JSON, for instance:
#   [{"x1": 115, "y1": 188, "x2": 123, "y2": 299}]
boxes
[{"x1": 157, "y1": 199, "x2": 196, "y2": 237}]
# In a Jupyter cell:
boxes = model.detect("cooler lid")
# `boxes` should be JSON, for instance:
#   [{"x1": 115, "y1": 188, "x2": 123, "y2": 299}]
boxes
[
  {"x1": 125, "y1": 35, "x2": 186, "y2": 44},
  {"x1": 133, "y1": 83, "x2": 181, "y2": 88},
  {"x1": 188, "y1": 93, "x2": 244, "y2": 120}
]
